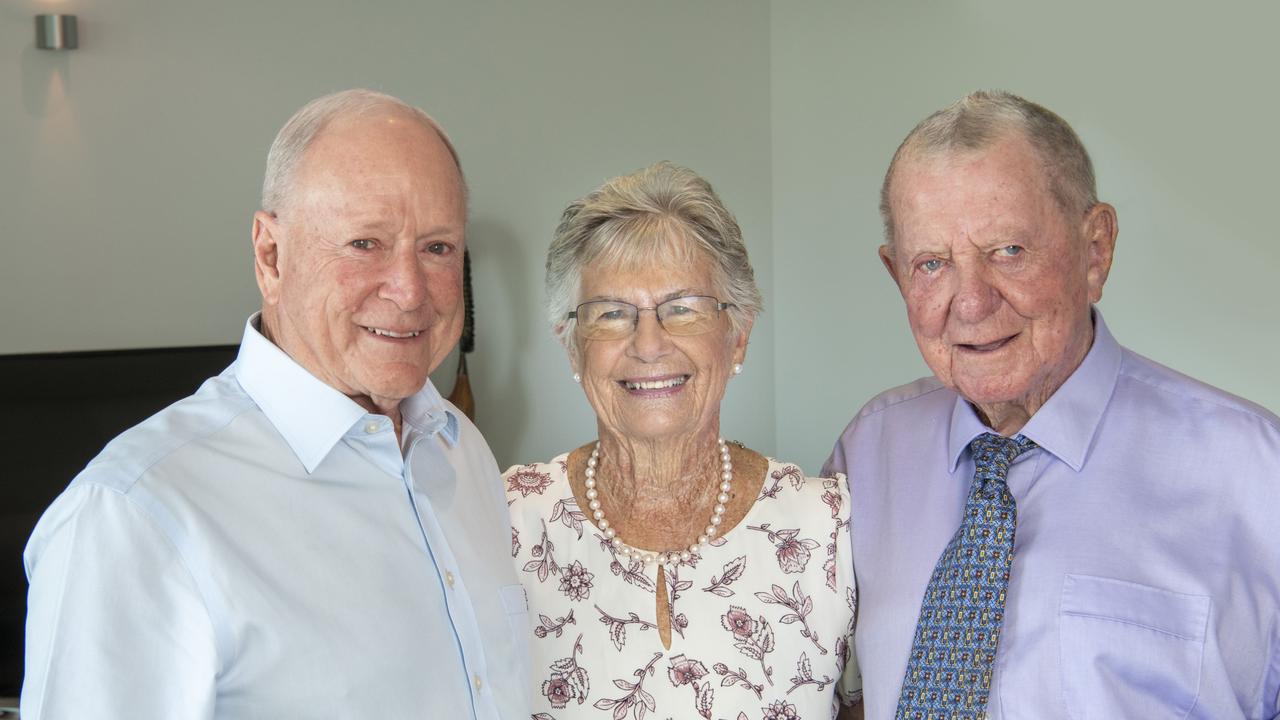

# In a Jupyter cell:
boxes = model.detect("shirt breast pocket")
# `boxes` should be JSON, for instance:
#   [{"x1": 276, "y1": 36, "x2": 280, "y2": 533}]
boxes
[{"x1": 1059, "y1": 574, "x2": 1209, "y2": 719}]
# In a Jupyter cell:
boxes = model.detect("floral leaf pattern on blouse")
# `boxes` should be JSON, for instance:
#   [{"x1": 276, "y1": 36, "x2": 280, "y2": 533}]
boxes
[
  {"x1": 668, "y1": 654, "x2": 714, "y2": 719},
  {"x1": 820, "y1": 482, "x2": 842, "y2": 520},
  {"x1": 535, "y1": 609, "x2": 577, "y2": 639},
  {"x1": 665, "y1": 564, "x2": 693, "y2": 639},
  {"x1": 542, "y1": 633, "x2": 590, "y2": 709},
  {"x1": 821, "y1": 478, "x2": 847, "y2": 592},
  {"x1": 595, "y1": 604, "x2": 657, "y2": 652},
  {"x1": 822, "y1": 532, "x2": 839, "y2": 593},
  {"x1": 755, "y1": 581, "x2": 827, "y2": 655},
  {"x1": 509, "y1": 465, "x2": 554, "y2": 497},
  {"x1": 723, "y1": 607, "x2": 776, "y2": 686},
  {"x1": 713, "y1": 662, "x2": 765, "y2": 700},
  {"x1": 560, "y1": 561, "x2": 594, "y2": 601},
  {"x1": 507, "y1": 454, "x2": 860, "y2": 718},
  {"x1": 524, "y1": 520, "x2": 561, "y2": 584},
  {"x1": 604, "y1": 547, "x2": 658, "y2": 594},
  {"x1": 747, "y1": 523, "x2": 822, "y2": 575},
  {"x1": 703, "y1": 555, "x2": 748, "y2": 597},
  {"x1": 786, "y1": 652, "x2": 833, "y2": 696},
  {"x1": 773, "y1": 465, "x2": 805, "y2": 491},
  {"x1": 835, "y1": 587, "x2": 857, "y2": 675},
  {"x1": 593, "y1": 651, "x2": 662, "y2": 719},
  {"x1": 762, "y1": 699, "x2": 801, "y2": 720},
  {"x1": 758, "y1": 474, "x2": 784, "y2": 501},
  {"x1": 551, "y1": 497, "x2": 588, "y2": 539}
]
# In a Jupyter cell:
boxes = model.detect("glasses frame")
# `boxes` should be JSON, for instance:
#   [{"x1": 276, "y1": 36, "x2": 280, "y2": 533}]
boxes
[{"x1": 566, "y1": 295, "x2": 735, "y2": 340}]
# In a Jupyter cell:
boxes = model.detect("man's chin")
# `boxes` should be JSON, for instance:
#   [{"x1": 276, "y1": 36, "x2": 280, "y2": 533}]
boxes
[
  {"x1": 358, "y1": 370, "x2": 430, "y2": 405},
  {"x1": 949, "y1": 375, "x2": 1030, "y2": 409}
]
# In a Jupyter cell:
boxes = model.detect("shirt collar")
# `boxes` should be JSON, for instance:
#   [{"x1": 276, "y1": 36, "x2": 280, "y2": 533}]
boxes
[
  {"x1": 947, "y1": 308, "x2": 1122, "y2": 473},
  {"x1": 233, "y1": 314, "x2": 459, "y2": 472},
  {"x1": 400, "y1": 376, "x2": 460, "y2": 447}
]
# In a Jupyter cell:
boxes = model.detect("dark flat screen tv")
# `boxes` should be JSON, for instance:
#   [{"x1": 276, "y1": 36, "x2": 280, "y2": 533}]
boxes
[{"x1": 0, "y1": 344, "x2": 239, "y2": 698}]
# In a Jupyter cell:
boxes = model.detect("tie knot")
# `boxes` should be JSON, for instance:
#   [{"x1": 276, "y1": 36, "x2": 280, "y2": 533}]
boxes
[{"x1": 970, "y1": 432, "x2": 1036, "y2": 472}]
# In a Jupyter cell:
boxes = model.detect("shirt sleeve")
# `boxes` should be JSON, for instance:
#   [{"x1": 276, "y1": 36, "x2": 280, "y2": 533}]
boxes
[
  {"x1": 827, "y1": 472, "x2": 862, "y2": 705},
  {"x1": 838, "y1": 642, "x2": 863, "y2": 705},
  {"x1": 22, "y1": 481, "x2": 219, "y2": 720},
  {"x1": 822, "y1": 437, "x2": 850, "y2": 479}
]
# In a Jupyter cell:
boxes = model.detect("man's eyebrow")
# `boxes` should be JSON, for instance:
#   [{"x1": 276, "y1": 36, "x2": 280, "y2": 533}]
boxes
[
  {"x1": 417, "y1": 225, "x2": 463, "y2": 240},
  {"x1": 334, "y1": 216, "x2": 462, "y2": 238}
]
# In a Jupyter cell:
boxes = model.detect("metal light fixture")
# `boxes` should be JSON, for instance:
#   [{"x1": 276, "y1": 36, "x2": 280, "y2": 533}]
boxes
[{"x1": 36, "y1": 14, "x2": 78, "y2": 50}]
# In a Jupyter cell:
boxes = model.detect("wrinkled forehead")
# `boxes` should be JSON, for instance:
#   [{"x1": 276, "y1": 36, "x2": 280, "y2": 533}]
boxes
[
  {"x1": 895, "y1": 133, "x2": 1052, "y2": 194},
  {"x1": 891, "y1": 156, "x2": 1073, "y2": 258},
  {"x1": 293, "y1": 171, "x2": 419, "y2": 208},
  {"x1": 894, "y1": 140, "x2": 1054, "y2": 211}
]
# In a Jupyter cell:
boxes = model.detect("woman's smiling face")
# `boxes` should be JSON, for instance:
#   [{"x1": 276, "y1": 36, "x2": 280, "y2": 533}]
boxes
[{"x1": 571, "y1": 248, "x2": 750, "y2": 444}]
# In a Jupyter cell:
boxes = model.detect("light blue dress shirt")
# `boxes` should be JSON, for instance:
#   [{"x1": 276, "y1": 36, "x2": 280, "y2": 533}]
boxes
[
  {"x1": 23, "y1": 316, "x2": 531, "y2": 719},
  {"x1": 825, "y1": 311, "x2": 1280, "y2": 719}
]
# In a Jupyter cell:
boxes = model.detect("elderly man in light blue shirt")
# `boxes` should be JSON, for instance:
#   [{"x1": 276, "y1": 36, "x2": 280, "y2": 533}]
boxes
[
  {"x1": 22, "y1": 89, "x2": 531, "y2": 719},
  {"x1": 826, "y1": 90, "x2": 1280, "y2": 718}
]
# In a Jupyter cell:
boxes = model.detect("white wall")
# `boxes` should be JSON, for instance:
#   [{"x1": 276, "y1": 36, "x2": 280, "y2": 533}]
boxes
[
  {"x1": 771, "y1": 0, "x2": 1280, "y2": 471},
  {"x1": 1, "y1": 0, "x2": 775, "y2": 468},
  {"x1": 5, "y1": 1, "x2": 1277, "y2": 473}
]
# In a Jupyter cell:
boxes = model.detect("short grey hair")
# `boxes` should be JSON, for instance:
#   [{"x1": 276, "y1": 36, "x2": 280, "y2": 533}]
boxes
[
  {"x1": 880, "y1": 89, "x2": 1098, "y2": 244},
  {"x1": 261, "y1": 88, "x2": 467, "y2": 214},
  {"x1": 545, "y1": 161, "x2": 763, "y2": 346}
]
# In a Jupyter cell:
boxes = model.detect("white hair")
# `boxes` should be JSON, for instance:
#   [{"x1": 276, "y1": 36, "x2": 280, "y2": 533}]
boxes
[
  {"x1": 545, "y1": 161, "x2": 763, "y2": 350},
  {"x1": 881, "y1": 89, "x2": 1098, "y2": 245},
  {"x1": 260, "y1": 88, "x2": 467, "y2": 213}
]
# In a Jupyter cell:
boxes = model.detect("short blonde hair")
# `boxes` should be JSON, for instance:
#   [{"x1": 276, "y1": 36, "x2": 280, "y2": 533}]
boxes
[{"x1": 545, "y1": 161, "x2": 762, "y2": 349}]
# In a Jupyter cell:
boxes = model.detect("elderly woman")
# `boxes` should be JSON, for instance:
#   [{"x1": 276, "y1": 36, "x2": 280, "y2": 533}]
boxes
[{"x1": 506, "y1": 162, "x2": 860, "y2": 719}]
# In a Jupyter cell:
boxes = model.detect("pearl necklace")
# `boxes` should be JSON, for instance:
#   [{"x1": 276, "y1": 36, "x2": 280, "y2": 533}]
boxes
[{"x1": 584, "y1": 438, "x2": 733, "y2": 568}]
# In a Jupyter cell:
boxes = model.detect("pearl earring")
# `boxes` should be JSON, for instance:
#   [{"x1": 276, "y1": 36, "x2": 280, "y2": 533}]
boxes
[
  {"x1": 732, "y1": 363, "x2": 743, "y2": 376},
  {"x1": 572, "y1": 372, "x2": 581, "y2": 383}
]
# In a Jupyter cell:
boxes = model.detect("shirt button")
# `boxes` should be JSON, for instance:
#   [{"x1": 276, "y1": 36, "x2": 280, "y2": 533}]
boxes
[
  {"x1": 445, "y1": 570, "x2": 455, "y2": 588},
  {"x1": 363, "y1": 421, "x2": 380, "y2": 434},
  {"x1": 472, "y1": 674, "x2": 482, "y2": 691}
]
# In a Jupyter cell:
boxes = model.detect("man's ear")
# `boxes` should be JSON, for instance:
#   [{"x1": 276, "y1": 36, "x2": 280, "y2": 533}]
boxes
[
  {"x1": 252, "y1": 211, "x2": 283, "y2": 305},
  {"x1": 879, "y1": 244, "x2": 903, "y2": 289},
  {"x1": 1081, "y1": 203, "x2": 1118, "y2": 304}
]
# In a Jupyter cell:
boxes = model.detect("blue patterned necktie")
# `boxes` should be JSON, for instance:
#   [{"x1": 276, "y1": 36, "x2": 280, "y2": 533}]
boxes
[{"x1": 895, "y1": 433, "x2": 1037, "y2": 719}]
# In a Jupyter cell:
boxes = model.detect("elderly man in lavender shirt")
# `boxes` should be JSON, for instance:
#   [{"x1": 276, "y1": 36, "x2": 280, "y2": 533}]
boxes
[{"x1": 825, "y1": 90, "x2": 1280, "y2": 719}]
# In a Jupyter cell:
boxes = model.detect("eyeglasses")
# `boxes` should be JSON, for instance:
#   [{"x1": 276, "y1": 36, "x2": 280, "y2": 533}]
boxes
[{"x1": 567, "y1": 295, "x2": 734, "y2": 341}]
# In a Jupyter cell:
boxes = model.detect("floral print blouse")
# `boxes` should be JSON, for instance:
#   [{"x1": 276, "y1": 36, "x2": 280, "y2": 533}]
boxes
[{"x1": 506, "y1": 453, "x2": 861, "y2": 720}]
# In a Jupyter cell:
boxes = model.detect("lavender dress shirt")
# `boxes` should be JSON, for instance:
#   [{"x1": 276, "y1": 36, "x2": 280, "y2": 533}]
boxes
[{"x1": 824, "y1": 311, "x2": 1280, "y2": 719}]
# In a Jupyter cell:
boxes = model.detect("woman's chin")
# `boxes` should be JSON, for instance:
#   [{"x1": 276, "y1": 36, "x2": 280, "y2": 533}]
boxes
[{"x1": 602, "y1": 416, "x2": 714, "y2": 445}]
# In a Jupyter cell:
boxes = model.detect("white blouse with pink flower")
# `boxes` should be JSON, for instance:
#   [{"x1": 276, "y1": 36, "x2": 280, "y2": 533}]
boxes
[{"x1": 506, "y1": 453, "x2": 861, "y2": 720}]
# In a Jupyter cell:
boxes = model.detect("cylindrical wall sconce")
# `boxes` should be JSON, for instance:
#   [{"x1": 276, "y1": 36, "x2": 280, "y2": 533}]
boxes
[{"x1": 36, "y1": 14, "x2": 78, "y2": 50}]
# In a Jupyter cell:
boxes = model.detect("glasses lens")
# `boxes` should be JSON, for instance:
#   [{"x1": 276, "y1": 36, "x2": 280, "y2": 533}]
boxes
[
  {"x1": 575, "y1": 301, "x2": 636, "y2": 339},
  {"x1": 657, "y1": 296, "x2": 721, "y2": 335}
]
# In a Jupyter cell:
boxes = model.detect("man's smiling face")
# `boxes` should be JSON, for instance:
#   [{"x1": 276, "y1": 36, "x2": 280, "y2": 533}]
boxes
[
  {"x1": 881, "y1": 133, "x2": 1115, "y2": 429},
  {"x1": 253, "y1": 110, "x2": 467, "y2": 413}
]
